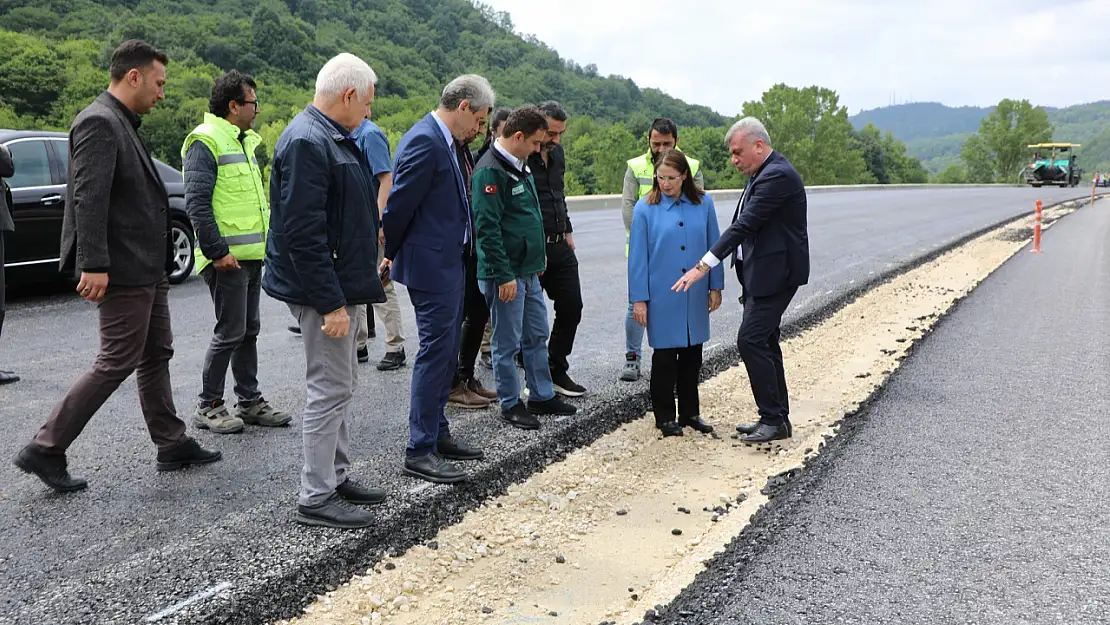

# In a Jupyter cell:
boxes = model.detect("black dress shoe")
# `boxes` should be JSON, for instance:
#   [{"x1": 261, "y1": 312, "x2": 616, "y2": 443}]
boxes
[
  {"x1": 336, "y1": 478, "x2": 387, "y2": 505},
  {"x1": 296, "y1": 493, "x2": 374, "y2": 529},
  {"x1": 403, "y1": 453, "x2": 465, "y2": 484},
  {"x1": 679, "y1": 416, "x2": 714, "y2": 434},
  {"x1": 657, "y1": 421, "x2": 684, "y2": 437},
  {"x1": 156, "y1": 437, "x2": 222, "y2": 471},
  {"x1": 437, "y1": 436, "x2": 484, "y2": 461},
  {"x1": 0, "y1": 370, "x2": 19, "y2": 385},
  {"x1": 741, "y1": 422, "x2": 792, "y2": 443},
  {"x1": 13, "y1": 445, "x2": 88, "y2": 492},
  {"x1": 736, "y1": 421, "x2": 759, "y2": 434},
  {"x1": 501, "y1": 403, "x2": 541, "y2": 430}
]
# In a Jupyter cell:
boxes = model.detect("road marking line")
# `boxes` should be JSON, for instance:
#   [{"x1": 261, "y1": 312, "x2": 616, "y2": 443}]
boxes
[
  {"x1": 409, "y1": 482, "x2": 433, "y2": 495},
  {"x1": 145, "y1": 582, "x2": 231, "y2": 622},
  {"x1": 825, "y1": 290, "x2": 834, "y2": 295}
]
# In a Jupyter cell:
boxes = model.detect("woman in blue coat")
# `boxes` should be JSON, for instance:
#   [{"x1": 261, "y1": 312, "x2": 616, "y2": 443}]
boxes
[{"x1": 628, "y1": 149, "x2": 724, "y2": 436}]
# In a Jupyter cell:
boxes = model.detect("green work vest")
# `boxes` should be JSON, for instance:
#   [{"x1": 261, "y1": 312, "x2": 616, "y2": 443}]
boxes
[
  {"x1": 181, "y1": 113, "x2": 269, "y2": 274},
  {"x1": 625, "y1": 149, "x2": 701, "y2": 255}
]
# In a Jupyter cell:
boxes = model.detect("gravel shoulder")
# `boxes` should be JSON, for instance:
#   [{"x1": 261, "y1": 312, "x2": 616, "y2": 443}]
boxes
[{"x1": 655, "y1": 198, "x2": 1110, "y2": 624}]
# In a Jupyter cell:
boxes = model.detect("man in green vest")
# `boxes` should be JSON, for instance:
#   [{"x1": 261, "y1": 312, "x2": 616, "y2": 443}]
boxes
[
  {"x1": 619, "y1": 117, "x2": 704, "y2": 382},
  {"x1": 183, "y1": 70, "x2": 290, "y2": 434}
]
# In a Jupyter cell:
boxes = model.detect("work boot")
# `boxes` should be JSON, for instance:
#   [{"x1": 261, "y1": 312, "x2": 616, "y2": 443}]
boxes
[
  {"x1": 14, "y1": 445, "x2": 88, "y2": 492},
  {"x1": 465, "y1": 377, "x2": 498, "y2": 400},
  {"x1": 619, "y1": 352, "x2": 641, "y2": 382},
  {"x1": 194, "y1": 400, "x2": 245, "y2": 434},
  {"x1": 236, "y1": 397, "x2": 292, "y2": 427},
  {"x1": 296, "y1": 493, "x2": 374, "y2": 529},
  {"x1": 156, "y1": 437, "x2": 222, "y2": 472},
  {"x1": 448, "y1": 381, "x2": 491, "y2": 409}
]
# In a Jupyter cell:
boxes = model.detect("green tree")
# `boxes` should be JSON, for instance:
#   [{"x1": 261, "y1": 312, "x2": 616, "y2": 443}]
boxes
[
  {"x1": 959, "y1": 134, "x2": 997, "y2": 183},
  {"x1": 935, "y1": 163, "x2": 969, "y2": 184},
  {"x1": 961, "y1": 98, "x2": 1053, "y2": 182}
]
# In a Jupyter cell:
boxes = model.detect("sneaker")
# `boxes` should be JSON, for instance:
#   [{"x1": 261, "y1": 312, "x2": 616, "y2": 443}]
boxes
[
  {"x1": 527, "y1": 395, "x2": 578, "y2": 416},
  {"x1": 377, "y1": 348, "x2": 406, "y2": 371},
  {"x1": 194, "y1": 400, "x2": 245, "y2": 434},
  {"x1": 296, "y1": 493, "x2": 374, "y2": 529},
  {"x1": 448, "y1": 381, "x2": 491, "y2": 409},
  {"x1": 236, "y1": 398, "x2": 292, "y2": 427},
  {"x1": 501, "y1": 402, "x2": 540, "y2": 430},
  {"x1": 479, "y1": 352, "x2": 493, "y2": 369},
  {"x1": 357, "y1": 345, "x2": 370, "y2": 363},
  {"x1": 551, "y1": 370, "x2": 587, "y2": 397},
  {"x1": 156, "y1": 437, "x2": 222, "y2": 471},
  {"x1": 465, "y1": 377, "x2": 498, "y2": 400},
  {"x1": 336, "y1": 478, "x2": 387, "y2": 505},
  {"x1": 620, "y1": 352, "x2": 641, "y2": 382}
]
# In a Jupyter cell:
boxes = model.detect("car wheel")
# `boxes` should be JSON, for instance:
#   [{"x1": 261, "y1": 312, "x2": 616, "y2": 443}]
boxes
[{"x1": 168, "y1": 218, "x2": 195, "y2": 284}]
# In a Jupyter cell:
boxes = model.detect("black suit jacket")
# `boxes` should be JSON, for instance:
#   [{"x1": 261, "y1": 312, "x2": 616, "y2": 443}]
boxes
[
  {"x1": 59, "y1": 92, "x2": 173, "y2": 286},
  {"x1": 709, "y1": 150, "x2": 809, "y2": 298}
]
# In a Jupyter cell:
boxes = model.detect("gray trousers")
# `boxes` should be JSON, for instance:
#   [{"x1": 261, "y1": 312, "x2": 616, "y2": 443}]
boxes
[
  {"x1": 199, "y1": 261, "x2": 262, "y2": 404},
  {"x1": 289, "y1": 303, "x2": 361, "y2": 507}
]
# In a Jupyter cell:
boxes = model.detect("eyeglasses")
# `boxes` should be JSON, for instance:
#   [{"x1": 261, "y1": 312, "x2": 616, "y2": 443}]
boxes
[
  {"x1": 237, "y1": 99, "x2": 259, "y2": 110},
  {"x1": 655, "y1": 174, "x2": 683, "y2": 182}
]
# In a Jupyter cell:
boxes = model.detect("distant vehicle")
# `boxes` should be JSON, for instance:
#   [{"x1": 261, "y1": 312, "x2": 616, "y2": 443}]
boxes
[
  {"x1": 1021, "y1": 142, "x2": 1082, "y2": 188},
  {"x1": 1097, "y1": 172, "x2": 1110, "y2": 188},
  {"x1": 1, "y1": 130, "x2": 195, "y2": 289}
]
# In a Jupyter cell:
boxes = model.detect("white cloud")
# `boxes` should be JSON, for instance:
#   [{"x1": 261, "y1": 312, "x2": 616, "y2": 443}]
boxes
[{"x1": 478, "y1": 0, "x2": 1110, "y2": 115}]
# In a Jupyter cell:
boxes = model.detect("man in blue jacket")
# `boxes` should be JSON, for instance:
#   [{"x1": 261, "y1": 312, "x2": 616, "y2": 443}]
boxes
[
  {"x1": 263, "y1": 53, "x2": 388, "y2": 529},
  {"x1": 382, "y1": 74, "x2": 493, "y2": 484}
]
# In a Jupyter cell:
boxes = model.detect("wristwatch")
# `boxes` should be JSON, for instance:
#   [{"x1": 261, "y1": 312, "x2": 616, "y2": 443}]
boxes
[{"x1": 694, "y1": 260, "x2": 711, "y2": 273}]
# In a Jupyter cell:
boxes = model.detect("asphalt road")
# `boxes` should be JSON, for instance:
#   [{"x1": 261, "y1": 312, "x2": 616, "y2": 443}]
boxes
[
  {"x1": 655, "y1": 196, "x2": 1110, "y2": 624},
  {"x1": 0, "y1": 185, "x2": 1086, "y2": 625}
]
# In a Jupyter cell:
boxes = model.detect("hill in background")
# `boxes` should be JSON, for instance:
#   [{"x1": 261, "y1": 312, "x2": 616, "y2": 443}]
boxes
[{"x1": 850, "y1": 100, "x2": 1110, "y2": 174}]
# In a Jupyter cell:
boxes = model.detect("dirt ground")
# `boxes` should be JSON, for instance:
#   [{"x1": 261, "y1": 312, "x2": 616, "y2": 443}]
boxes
[{"x1": 274, "y1": 202, "x2": 1078, "y2": 625}]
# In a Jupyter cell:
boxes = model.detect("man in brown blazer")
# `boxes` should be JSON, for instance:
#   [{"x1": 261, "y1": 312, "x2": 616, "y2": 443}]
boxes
[{"x1": 13, "y1": 39, "x2": 222, "y2": 493}]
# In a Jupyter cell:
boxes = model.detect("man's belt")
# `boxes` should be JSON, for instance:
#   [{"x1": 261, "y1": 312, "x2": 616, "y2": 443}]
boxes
[{"x1": 546, "y1": 232, "x2": 566, "y2": 243}]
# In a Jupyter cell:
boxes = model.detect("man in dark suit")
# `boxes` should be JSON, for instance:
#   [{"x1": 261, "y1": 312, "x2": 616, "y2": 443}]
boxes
[
  {"x1": 0, "y1": 143, "x2": 17, "y2": 385},
  {"x1": 674, "y1": 117, "x2": 809, "y2": 443},
  {"x1": 383, "y1": 74, "x2": 492, "y2": 484},
  {"x1": 13, "y1": 40, "x2": 222, "y2": 493}
]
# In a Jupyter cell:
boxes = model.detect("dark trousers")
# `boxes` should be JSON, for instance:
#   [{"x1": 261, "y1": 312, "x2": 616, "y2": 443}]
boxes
[
  {"x1": 33, "y1": 277, "x2": 187, "y2": 452},
  {"x1": 539, "y1": 239, "x2": 582, "y2": 376},
  {"x1": 199, "y1": 261, "x2": 262, "y2": 405},
  {"x1": 454, "y1": 251, "x2": 489, "y2": 385},
  {"x1": 406, "y1": 283, "x2": 464, "y2": 457},
  {"x1": 0, "y1": 232, "x2": 6, "y2": 339},
  {"x1": 736, "y1": 286, "x2": 798, "y2": 426},
  {"x1": 650, "y1": 344, "x2": 704, "y2": 424}
]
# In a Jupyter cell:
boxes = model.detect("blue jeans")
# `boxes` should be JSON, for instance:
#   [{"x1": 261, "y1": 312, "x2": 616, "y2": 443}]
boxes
[
  {"x1": 626, "y1": 301, "x2": 645, "y2": 357},
  {"x1": 480, "y1": 274, "x2": 556, "y2": 409}
]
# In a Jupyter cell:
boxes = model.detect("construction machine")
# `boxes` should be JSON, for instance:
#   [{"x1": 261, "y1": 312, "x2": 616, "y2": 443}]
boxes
[{"x1": 1021, "y1": 143, "x2": 1082, "y2": 187}]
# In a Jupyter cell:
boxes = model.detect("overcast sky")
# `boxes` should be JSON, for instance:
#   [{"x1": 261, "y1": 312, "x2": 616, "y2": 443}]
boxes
[{"x1": 478, "y1": 0, "x2": 1109, "y2": 116}]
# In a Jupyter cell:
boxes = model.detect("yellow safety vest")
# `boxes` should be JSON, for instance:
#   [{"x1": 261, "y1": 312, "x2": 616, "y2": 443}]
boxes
[
  {"x1": 181, "y1": 113, "x2": 269, "y2": 274},
  {"x1": 625, "y1": 149, "x2": 701, "y2": 256}
]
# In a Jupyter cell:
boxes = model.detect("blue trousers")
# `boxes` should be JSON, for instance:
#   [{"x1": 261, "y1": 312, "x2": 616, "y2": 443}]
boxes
[
  {"x1": 406, "y1": 284, "x2": 464, "y2": 457},
  {"x1": 480, "y1": 274, "x2": 556, "y2": 410},
  {"x1": 625, "y1": 301, "x2": 646, "y2": 356}
]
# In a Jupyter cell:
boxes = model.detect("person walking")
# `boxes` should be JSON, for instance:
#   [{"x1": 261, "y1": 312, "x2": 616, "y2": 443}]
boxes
[
  {"x1": 674, "y1": 117, "x2": 809, "y2": 443},
  {"x1": 0, "y1": 143, "x2": 17, "y2": 385},
  {"x1": 183, "y1": 69, "x2": 291, "y2": 435},
  {"x1": 526, "y1": 101, "x2": 586, "y2": 397},
  {"x1": 263, "y1": 53, "x2": 388, "y2": 528},
  {"x1": 351, "y1": 116, "x2": 407, "y2": 371},
  {"x1": 473, "y1": 105, "x2": 578, "y2": 429},
  {"x1": 14, "y1": 40, "x2": 222, "y2": 493},
  {"x1": 628, "y1": 149, "x2": 722, "y2": 436},
  {"x1": 620, "y1": 117, "x2": 704, "y2": 382},
  {"x1": 383, "y1": 75, "x2": 491, "y2": 484}
]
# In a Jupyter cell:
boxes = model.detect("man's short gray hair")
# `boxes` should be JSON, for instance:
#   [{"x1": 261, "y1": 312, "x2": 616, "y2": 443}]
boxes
[
  {"x1": 440, "y1": 74, "x2": 496, "y2": 113},
  {"x1": 725, "y1": 116, "x2": 771, "y2": 147},
  {"x1": 315, "y1": 53, "x2": 377, "y2": 99}
]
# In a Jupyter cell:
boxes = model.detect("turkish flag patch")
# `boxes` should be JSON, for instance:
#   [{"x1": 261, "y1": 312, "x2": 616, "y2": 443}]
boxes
[{"x1": 484, "y1": 184, "x2": 497, "y2": 194}]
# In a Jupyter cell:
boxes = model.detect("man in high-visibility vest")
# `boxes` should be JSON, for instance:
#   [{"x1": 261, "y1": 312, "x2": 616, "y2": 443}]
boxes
[
  {"x1": 183, "y1": 70, "x2": 291, "y2": 434},
  {"x1": 619, "y1": 117, "x2": 704, "y2": 381}
]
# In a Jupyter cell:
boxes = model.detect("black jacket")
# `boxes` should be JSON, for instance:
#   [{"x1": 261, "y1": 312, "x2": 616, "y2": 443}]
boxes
[
  {"x1": 709, "y1": 150, "x2": 809, "y2": 298},
  {"x1": 527, "y1": 143, "x2": 572, "y2": 235},
  {"x1": 262, "y1": 105, "x2": 386, "y2": 314},
  {"x1": 59, "y1": 92, "x2": 174, "y2": 285}
]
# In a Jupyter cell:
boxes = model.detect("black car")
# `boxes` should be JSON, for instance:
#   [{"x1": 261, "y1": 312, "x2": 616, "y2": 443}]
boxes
[{"x1": 1, "y1": 129, "x2": 196, "y2": 288}]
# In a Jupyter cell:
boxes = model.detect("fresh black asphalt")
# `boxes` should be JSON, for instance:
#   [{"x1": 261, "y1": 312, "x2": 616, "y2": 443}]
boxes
[
  {"x1": 0, "y1": 186, "x2": 1087, "y2": 625},
  {"x1": 654, "y1": 196, "x2": 1110, "y2": 624}
]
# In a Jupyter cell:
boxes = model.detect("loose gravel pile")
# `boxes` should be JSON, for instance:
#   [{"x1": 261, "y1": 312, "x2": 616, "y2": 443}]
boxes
[{"x1": 274, "y1": 203, "x2": 1076, "y2": 625}]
